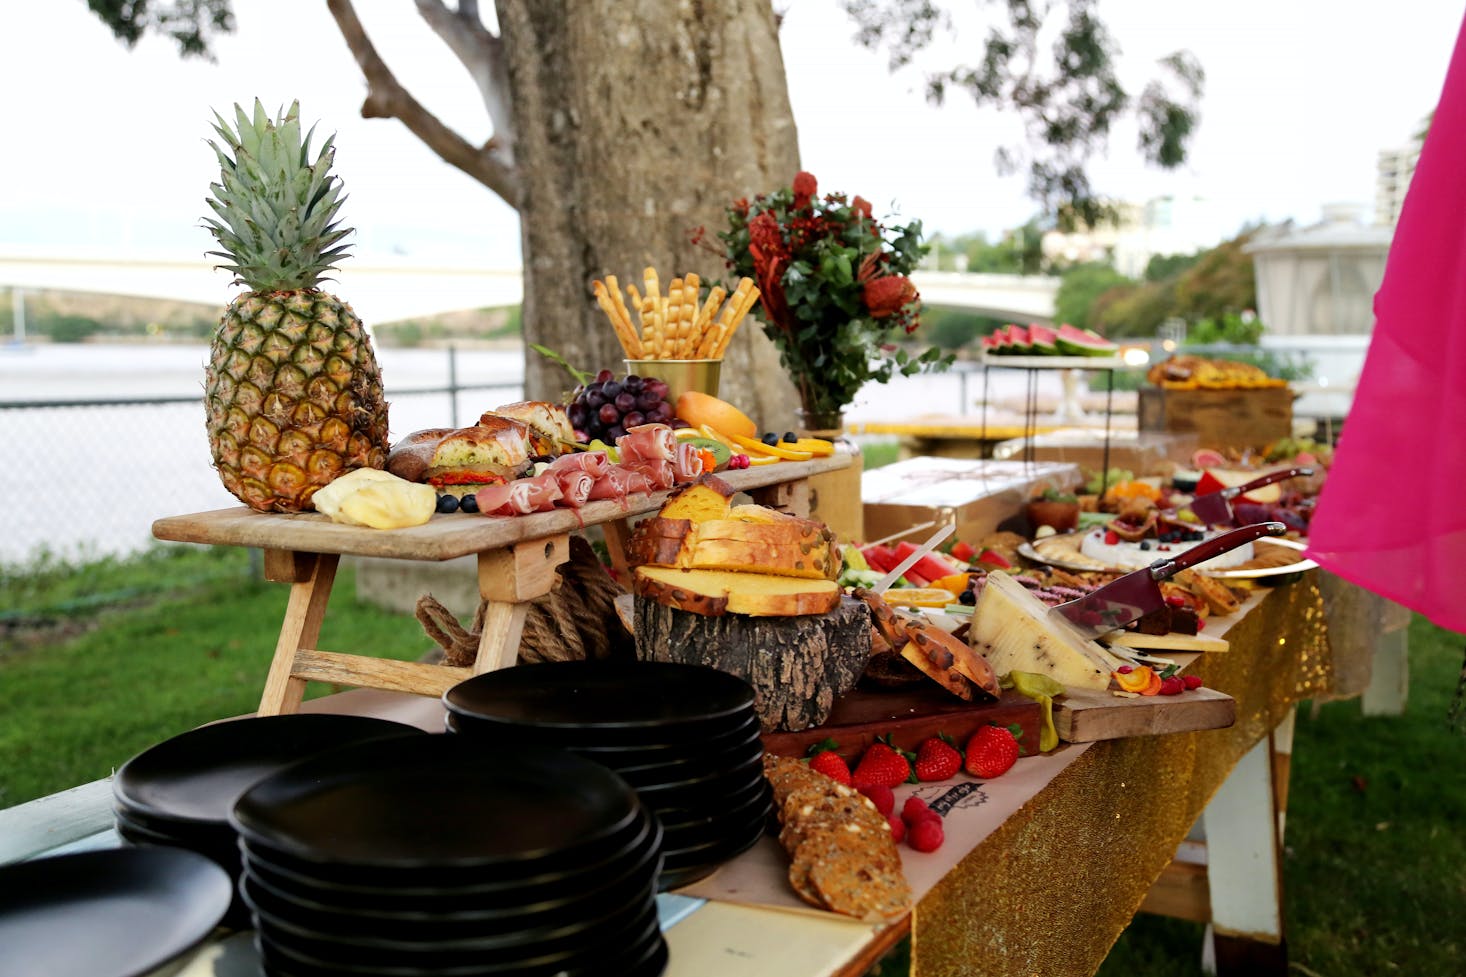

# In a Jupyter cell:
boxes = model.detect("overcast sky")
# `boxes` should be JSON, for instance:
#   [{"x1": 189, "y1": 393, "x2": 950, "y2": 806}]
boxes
[{"x1": 1, "y1": 1, "x2": 1459, "y2": 267}]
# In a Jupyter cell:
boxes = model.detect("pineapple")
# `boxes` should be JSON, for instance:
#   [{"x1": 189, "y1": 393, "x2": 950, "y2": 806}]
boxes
[{"x1": 202, "y1": 100, "x2": 389, "y2": 512}]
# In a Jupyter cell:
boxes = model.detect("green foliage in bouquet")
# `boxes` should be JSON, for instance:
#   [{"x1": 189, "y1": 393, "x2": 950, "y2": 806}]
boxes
[{"x1": 710, "y1": 171, "x2": 952, "y2": 417}]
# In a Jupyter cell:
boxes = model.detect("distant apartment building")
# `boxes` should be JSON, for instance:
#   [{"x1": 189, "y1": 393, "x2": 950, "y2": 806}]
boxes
[
  {"x1": 1039, "y1": 195, "x2": 1236, "y2": 278},
  {"x1": 1375, "y1": 143, "x2": 1421, "y2": 226}
]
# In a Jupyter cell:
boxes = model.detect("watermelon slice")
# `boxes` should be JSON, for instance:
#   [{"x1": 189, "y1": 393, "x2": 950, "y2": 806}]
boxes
[
  {"x1": 1054, "y1": 323, "x2": 1117, "y2": 357},
  {"x1": 1027, "y1": 323, "x2": 1059, "y2": 355},
  {"x1": 982, "y1": 332, "x2": 1004, "y2": 355},
  {"x1": 1005, "y1": 324, "x2": 1032, "y2": 354}
]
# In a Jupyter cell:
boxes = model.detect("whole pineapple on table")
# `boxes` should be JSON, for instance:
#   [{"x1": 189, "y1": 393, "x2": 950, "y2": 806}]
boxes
[{"x1": 202, "y1": 100, "x2": 389, "y2": 513}]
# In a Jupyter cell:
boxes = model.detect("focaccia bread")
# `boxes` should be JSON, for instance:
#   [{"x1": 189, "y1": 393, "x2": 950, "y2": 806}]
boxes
[
  {"x1": 384, "y1": 428, "x2": 455, "y2": 483},
  {"x1": 633, "y1": 566, "x2": 840, "y2": 617},
  {"x1": 385, "y1": 417, "x2": 534, "y2": 497}
]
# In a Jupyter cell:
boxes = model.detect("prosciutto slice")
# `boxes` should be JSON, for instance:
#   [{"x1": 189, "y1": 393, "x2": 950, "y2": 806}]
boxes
[
  {"x1": 587, "y1": 467, "x2": 635, "y2": 502},
  {"x1": 548, "y1": 450, "x2": 611, "y2": 480},
  {"x1": 625, "y1": 459, "x2": 675, "y2": 491},
  {"x1": 475, "y1": 472, "x2": 563, "y2": 515},
  {"x1": 616, "y1": 423, "x2": 676, "y2": 464},
  {"x1": 552, "y1": 468, "x2": 595, "y2": 508},
  {"x1": 672, "y1": 440, "x2": 706, "y2": 482}
]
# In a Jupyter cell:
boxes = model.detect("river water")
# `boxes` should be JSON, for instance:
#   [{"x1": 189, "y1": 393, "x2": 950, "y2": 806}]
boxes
[{"x1": 0, "y1": 342, "x2": 1050, "y2": 565}]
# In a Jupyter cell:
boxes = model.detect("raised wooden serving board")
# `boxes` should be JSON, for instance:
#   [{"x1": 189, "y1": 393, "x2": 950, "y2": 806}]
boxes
[
  {"x1": 1054, "y1": 685, "x2": 1235, "y2": 742},
  {"x1": 1104, "y1": 631, "x2": 1229, "y2": 653},
  {"x1": 761, "y1": 688, "x2": 1041, "y2": 759},
  {"x1": 151, "y1": 454, "x2": 851, "y2": 561}
]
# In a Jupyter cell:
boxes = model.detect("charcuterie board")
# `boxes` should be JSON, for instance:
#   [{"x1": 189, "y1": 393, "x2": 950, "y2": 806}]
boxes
[{"x1": 152, "y1": 454, "x2": 851, "y2": 561}]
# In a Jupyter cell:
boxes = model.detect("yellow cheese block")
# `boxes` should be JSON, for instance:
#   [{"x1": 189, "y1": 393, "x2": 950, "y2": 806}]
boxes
[{"x1": 967, "y1": 572, "x2": 1125, "y2": 692}]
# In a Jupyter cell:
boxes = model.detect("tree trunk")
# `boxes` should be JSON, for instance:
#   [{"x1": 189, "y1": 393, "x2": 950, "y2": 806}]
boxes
[
  {"x1": 495, "y1": 0, "x2": 799, "y2": 424},
  {"x1": 635, "y1": 595, "x2": 871, "y2": 732}
]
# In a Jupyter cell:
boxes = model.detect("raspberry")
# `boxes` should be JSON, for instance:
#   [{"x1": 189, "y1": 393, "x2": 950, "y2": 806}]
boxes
[
  {"x1": 1182, "y1": 674, "x2": 1204, "y2": 690},
  {"x1": 858, "y1": 784, "x2": 895, "y2": 817},
  {"x1": 1158, "y1": 676, "x2": 1186, "y2": 696},
  {"x1": 886, "y1": 814, "x2": 906, "y2": 844},
  {"x1": 1104, "y1": 530, "x2": 1120, "y2": 545},
  {"x1": 901, "y1": 795, "x2": 939, "y2": 826},
  {"x1": 907, "y1": 817, "x2": 945, "y2": 853}
]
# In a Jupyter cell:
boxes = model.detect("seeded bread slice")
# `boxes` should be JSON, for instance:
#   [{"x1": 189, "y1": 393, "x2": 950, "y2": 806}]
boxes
[{"x1": 633, "y1": 567, "x2": 840, "y2": 617}]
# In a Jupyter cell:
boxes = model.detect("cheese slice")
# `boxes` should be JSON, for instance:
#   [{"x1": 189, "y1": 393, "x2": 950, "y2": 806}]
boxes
[{"x1": 967, "y1": 572, "x2": 1125, "y2": 692}]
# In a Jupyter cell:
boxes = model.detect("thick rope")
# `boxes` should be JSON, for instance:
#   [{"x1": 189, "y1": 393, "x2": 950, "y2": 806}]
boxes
[{"x1": 414, "y1": 536, "x2": 633, "y2": 668}]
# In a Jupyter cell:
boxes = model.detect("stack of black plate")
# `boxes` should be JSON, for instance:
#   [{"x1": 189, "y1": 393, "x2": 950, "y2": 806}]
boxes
[
  {"x1": 230, "y1": 735, "x2": 666, "y2": 977},
  {"x1": 444, "y1": 660, "x2": 770, "y2": 889},
  {"x1": 112, "y1": 714, "x2": 424, "y2": 928}
]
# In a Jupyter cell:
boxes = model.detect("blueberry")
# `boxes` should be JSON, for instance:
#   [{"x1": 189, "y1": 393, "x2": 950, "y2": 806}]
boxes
[
  {"x1": 761, "y1": 432, "x2": 778, "y2": 446},
  {"x1": 958, "y1": 588, "x2": 977, "y2": 606},
  {"x1": 459, "y1": 494, "x2": 480, "y2": 514},
  {"x1": 782, "y1": 431, "x2": 798, "y2": 445},
  {"x1": 435, "y1": 494, "x2": 459, "y2": 513},
  {"x1": 1138, "y1": 540, "x2": 1152, "y2": 551}
]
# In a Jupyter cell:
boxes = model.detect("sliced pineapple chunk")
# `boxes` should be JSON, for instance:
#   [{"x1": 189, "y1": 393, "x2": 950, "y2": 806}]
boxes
[{"x1": 312, "y1": 469, "x2": 436, "y2": 529}]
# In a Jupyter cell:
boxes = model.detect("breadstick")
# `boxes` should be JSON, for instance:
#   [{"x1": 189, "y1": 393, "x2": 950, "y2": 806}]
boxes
[
  {"x1": 643, "y1": 266, "x2": 662, "y2": 350},
  {"x1": 664, "y1": 277, "x2": 683, "y2": 358},
  {"x1": 641, "y1": 294, "x2": 663, "y2": 360},
  {"x1": 593, "y1": 280, "x2": 640, "y2": 358},
  {"x1": 606, "y1": 275, "x2": 641, "y2": 358},
  {"x1": 627, "y1": 283, "x2": 646, "y2": 347},
  {"x1": 680, "y1": 274, "x2": 700, "y2": 358},
  {"x1": 713, "y1": 280, "x2": 760, "y2": 358},
  {"x1": 693, "y1": 286, "x2": 726, "y2": 355}
]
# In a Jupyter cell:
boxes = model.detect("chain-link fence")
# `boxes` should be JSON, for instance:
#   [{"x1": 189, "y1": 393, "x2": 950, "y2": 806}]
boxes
[{"x1": 0, "y1": 381, "x2": 524, "y2": 568}]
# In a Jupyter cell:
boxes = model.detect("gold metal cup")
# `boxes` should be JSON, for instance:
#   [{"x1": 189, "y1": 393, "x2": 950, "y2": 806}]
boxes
[{"x1": 624, "y1": 359, "x2": 722, "y2": 403}]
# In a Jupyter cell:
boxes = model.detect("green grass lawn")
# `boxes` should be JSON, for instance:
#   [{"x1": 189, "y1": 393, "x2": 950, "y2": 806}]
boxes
[{"x1": 2, "y1": 543, "x2": 1462, "y2": 976}]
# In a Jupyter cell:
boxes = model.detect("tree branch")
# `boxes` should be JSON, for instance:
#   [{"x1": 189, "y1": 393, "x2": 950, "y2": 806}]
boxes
[
  {"x1": 326, "y1": 0, "x2": 520, "y2": 207},
  {"x1": 413, "y1": 0, "x2": 516, "y2": 164}
]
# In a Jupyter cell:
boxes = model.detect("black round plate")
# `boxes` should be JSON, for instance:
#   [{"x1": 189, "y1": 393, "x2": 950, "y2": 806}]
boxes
[
  {"x1": 114, "y1": 714, "x2": 426, "y2": 829},
  {"x1": 443, "y1": 660, "x2": 755, "y2": 732},
  {"x1": 231, "y1": 737, "x2": 641, "y2": 872},
  {"x1": 238, "y1": 819, "x2": 660, "y2": 932},
  {"x1": 0, "y1": 848, "x2": 233, "y2": 977},
  {"x1": 256, "y1": 895, "x2": 659, "y2": 976},
  {"x1": 628, "y1": 753, "x2": 765, "y2": 803},
  {"x1": 658, "y1": 813, "x2": 770, "y2": 892},
  {"x1": 653, "y1": 778, "x2": 772, "y2": 836}
]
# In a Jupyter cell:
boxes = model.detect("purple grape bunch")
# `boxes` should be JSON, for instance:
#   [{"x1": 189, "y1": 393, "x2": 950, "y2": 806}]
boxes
[{"x1": 567, "y1": 369, "x2": 678, "y2": 443}]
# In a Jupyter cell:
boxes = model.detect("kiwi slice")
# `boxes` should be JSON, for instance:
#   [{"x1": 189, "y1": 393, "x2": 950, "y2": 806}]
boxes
[{"x1": 684, "y1": 436, "x2": 732, "y2": 468}]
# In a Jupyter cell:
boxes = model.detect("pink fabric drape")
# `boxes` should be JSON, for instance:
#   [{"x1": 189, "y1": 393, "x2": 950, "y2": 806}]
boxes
[{"x1": 1306, "y1": 13, "x2": 1466, "y2": 632}]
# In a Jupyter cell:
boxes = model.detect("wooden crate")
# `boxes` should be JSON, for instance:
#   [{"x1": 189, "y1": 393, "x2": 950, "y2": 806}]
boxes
[{"x1": 1138, "y1": 387, "x2": 1292, "y2": 450}]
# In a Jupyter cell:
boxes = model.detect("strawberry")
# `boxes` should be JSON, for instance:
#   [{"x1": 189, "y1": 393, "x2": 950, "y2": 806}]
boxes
[
  {"x1": 964, "y1": 724, "x2": 1020, "y2": 779},
  {"x1": 851, "y1": 739, "x2": 911, "y2": 790},
  {"x1": 901, "y1": 795, "x2": 939, "y2": 826},
  {"x1": 913, "y1": 735, "x2": 962, "y2": 782},
  {"x1": 808, "y1": 748, "x2": 852, "y2": 786},
  {"x1": 858, "y1": 783, "x2": 896, "y2": 817},
  {"x1": 1182, "y1": 674, "x2": 1204, "y2": 691},
  {"x1": 1158, "y1": 676, "x2": 1186, "y2": 696},
  {"x1": 907, "y1": 817, "x2": 945, "y2": 853},
  {"x1": 886, "y1": 814, "x2": 907, "y2": 844}
]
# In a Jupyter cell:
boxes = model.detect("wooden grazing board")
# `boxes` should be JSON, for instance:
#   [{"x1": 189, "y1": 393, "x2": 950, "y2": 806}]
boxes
[
  {"x1": 151, "y1": 454, "x2": 850, "y2": 561},
  {"x1": 1054, "y1": 685, "x2": 1235, "y2": 742},
  {"x1": 761, "y1": 689, "x2": 1041, "y2": 759}
]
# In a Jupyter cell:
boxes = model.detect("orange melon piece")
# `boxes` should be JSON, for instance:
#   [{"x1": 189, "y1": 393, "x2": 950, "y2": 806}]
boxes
[{"x1": 675, "y1": 392, "x2": 757, "y2": 440}]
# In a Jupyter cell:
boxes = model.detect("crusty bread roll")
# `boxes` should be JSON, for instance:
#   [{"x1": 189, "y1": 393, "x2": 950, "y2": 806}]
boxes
[
  {"x1": 481, "y1": 401, "x2": 574, "y2": 456},
  {"x1": 385, "y1": 428, "x2": 454, "y2": 483}
]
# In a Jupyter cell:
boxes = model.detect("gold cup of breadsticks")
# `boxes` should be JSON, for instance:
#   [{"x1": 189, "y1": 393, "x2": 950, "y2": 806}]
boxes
[{"x1": 592, "y1": 267, "x2": 759, "y2": 401}]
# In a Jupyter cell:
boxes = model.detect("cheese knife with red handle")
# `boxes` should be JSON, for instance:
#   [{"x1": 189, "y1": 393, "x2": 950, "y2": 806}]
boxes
[
  {"x1": 1050, "y1": 521, "x2": 1287, "y2": 640},
  {"x1": 1188, "y1": 468, "x2": 1314, "y2": 527}
]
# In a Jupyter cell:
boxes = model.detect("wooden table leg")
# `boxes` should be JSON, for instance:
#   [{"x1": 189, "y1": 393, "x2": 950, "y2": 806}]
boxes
[
  {"x1": 747, "y1": 478, "x2": 811, "y2": 517},
  {"x1": 601, "y1": 517, "x2": 634, "y2": 581},
  {"x1": 1200, "y1": 709, "x2": 1294, "y2": 976},
  {"x1": 474, "y1": 534, "x2": 571, "y2": 672},
  {"x1": 257, "y1": 550, "x2": 339, "y2": 716}
]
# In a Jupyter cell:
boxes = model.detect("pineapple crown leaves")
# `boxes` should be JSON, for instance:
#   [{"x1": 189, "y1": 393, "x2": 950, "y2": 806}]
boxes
[{"x1": 202, "y1": 99, "x2": 353, "y2": 293}]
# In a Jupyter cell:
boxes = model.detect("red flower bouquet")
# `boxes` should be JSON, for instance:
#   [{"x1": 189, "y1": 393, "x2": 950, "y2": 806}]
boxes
[{"x1": 711, "y1": 171, "x2": 951, "y2": 420}]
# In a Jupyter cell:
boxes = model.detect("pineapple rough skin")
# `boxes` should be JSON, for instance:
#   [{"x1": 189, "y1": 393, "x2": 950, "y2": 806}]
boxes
[{"x1": 202, "y1": 100, "x2": 389, "y2": 512}]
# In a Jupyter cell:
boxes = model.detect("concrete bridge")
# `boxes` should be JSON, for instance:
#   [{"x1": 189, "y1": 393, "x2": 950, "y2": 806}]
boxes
[{"x1": 0, "y1": 246, "x2": 1059, "y2": 326}]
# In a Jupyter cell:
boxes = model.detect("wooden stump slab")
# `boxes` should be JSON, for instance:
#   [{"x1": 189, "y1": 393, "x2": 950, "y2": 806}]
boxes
[{"x1": 634, "y1": 594, "x2": 870, "y2": 732}]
